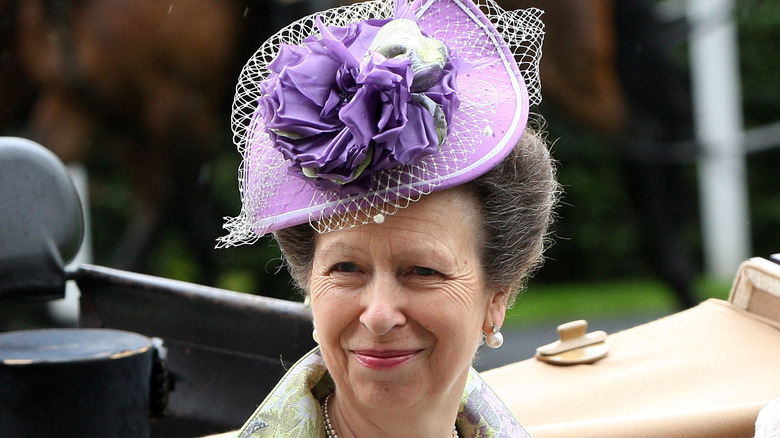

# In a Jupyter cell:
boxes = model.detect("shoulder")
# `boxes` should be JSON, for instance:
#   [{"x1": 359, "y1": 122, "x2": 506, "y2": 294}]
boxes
[
  {"x1": 237, "y1": 348, "x2": 330, "y2": 438},
  {"x1": 457, "y1": 368, "x2": 531, "y2": 438}
]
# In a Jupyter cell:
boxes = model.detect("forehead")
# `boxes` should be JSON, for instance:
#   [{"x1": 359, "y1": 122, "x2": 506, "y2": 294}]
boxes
[{"x1": 314, "y1": 188, "x2": 482, "y2": 256}]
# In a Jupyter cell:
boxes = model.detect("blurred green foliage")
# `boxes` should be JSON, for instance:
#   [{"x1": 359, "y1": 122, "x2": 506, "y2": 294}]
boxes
[
  {"x1": 739, "y1": 0, "x2": 780, "y2": 126},
  {"x1": 534, "y1": 0, "x2": 780, "y2": 285},
  {"x1": 738, "y1": 0, "x2": 780, "y2": 268}
]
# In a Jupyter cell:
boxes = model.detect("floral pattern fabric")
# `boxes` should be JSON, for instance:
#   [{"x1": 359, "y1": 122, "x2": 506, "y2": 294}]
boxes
[{"x1": 237, "y1": 348, "x2": 530, "y2": 437}]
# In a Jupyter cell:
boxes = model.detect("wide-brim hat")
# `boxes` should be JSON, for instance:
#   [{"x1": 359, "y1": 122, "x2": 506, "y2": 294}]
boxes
[{"x1": 219, "y1": 0, "x2": 544, "y2": 246}]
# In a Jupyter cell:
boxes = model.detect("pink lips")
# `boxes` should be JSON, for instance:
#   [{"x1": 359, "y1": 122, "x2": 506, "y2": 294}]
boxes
[{"x1": 351, "y1": 349, "x2": 421, "y2": 370}]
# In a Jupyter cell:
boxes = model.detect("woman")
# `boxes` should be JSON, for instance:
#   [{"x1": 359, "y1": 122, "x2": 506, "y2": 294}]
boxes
[{"x1": 218, "y1": 0, "x2": 556, "y2": 436}]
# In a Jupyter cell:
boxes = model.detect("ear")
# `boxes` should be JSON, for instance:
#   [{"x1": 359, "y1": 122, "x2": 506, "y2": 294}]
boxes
[{"x1": 482, "y1": 286, "x2": 511, "y2": 334}]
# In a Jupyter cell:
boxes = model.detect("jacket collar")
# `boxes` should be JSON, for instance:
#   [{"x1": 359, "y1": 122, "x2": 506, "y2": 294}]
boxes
[{"x1": 239, "y1": 348, "x2": 529, "y2": 437}]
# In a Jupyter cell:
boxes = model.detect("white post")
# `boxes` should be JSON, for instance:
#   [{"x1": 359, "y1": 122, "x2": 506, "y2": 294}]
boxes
[{"x1": 687, "y1": 0, "x2": 750, "y2": 280}]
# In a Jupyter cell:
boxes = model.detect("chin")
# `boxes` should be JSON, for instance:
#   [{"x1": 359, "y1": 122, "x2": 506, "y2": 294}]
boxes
[{"x1": 354, "y1": 381, "x2": 428, "y2": 409}]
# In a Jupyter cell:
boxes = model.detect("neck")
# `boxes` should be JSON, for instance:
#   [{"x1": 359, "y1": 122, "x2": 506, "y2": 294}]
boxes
[{"x1": 326, "y1": 390, "x2": 460, "y2": 438}]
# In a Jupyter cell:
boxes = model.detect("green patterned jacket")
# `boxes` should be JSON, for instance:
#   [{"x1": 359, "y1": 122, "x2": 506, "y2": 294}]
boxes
[{"x1": 237, "y1": 348, "x2": 530, "y2": 437}]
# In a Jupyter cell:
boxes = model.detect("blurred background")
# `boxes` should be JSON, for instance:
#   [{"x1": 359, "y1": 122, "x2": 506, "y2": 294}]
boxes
[{"x1": 1, "y1": 0, "x2": 778, "y2": 334}]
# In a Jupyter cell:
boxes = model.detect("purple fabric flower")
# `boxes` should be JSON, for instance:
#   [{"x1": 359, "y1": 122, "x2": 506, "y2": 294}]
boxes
[{"x1": 258, "y1": 14, "x2": 460, "y2": 194}]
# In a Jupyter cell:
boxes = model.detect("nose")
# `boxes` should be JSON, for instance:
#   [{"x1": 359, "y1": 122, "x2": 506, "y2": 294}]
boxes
[{"x1": 359, "y1": 274, "x2": 406, "y2": 336}]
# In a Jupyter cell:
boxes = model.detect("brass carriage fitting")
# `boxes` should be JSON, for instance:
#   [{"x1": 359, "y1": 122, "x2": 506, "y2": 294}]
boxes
[{"x1": 535, "y1": 320, "x2": 609, "y2": 365}]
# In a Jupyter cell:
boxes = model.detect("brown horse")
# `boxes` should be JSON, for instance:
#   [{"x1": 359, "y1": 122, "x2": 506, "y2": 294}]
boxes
[
  {"x1": 3, "y1": 0, "x2": 277, "y2": 284},
  {"x1": 504, "y1": 0, "x2": 629, "y2": 136},
  {"x1": 507, "y1": 0, "x2": 697, "y2": 307},
  {"x1": 2, "y1": 0, "x2": 697, "y2": 306}
]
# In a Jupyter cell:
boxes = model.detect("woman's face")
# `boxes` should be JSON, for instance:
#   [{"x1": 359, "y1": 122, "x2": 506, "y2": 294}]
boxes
[{"x1": 309, "y1": 188, "x2": 508, "y2": 412}]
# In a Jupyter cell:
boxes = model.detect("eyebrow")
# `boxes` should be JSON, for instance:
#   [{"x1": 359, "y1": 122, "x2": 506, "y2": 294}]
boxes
[{"x1": 319, "y1": 231, "x2": 462, "y2": 269}]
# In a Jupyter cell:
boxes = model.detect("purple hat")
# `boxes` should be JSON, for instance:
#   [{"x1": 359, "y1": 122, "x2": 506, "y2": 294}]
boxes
[{"x1": 219, "y1": 0, "x2": 544, "y2": 246}]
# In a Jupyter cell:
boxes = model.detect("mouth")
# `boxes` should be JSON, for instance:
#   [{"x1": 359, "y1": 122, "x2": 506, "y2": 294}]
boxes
[{"x1": 350, "y1": 349, "x2": 422, "y2": 370}]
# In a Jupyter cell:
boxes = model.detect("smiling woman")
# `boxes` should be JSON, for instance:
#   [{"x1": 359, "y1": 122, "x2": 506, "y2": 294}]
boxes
[
  {"x1": 310, "y1": 189, "x2": 495, "y2": 432},
  {"x1": 218, "y1": 0, "x2": 557, "y2": 436}
]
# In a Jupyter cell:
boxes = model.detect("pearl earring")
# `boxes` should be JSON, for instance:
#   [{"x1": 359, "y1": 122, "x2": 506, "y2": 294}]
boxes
[
  {"x1": 312, "y1": 327, "x2": 319, "y2": 343},
  {"x1": 486, "y1": 325, "x2": 504, "y2": 349}
]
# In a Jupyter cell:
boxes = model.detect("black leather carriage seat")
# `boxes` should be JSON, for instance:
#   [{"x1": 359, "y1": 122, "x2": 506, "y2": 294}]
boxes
[
  {"x1": 0, "y1": 136, "x2": 316, "y2": 436},
  {"x1": 0, "y1": 137, "x2": 84, "y2": 302}
]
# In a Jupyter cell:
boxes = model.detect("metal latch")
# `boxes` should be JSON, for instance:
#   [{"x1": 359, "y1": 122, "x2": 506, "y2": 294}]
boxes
[{"x1": 535, "y1": 320, "x2": 609, "y2": 365}]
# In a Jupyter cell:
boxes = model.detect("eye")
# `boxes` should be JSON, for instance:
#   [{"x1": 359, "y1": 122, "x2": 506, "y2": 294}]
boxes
[
  {"x1": 413, "y1": 266, "x2": 439, "y2": 276},
  {"x1": 332, "y1": 262, "x2": 359, "y2": 273}
]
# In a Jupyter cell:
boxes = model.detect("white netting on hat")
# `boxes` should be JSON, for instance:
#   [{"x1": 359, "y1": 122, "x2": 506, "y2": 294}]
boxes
[{"x1": 218, "y1": 0, "x2": 544, "y2": 247}]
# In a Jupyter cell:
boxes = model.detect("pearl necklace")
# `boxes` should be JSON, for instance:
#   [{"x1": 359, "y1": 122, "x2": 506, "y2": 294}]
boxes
[
  {"x1": 322, "y1": 393, "x2": 459, "y2": 438},
  {"x1": 323, "y1": 393, "x2": 339, "y2": 438}
]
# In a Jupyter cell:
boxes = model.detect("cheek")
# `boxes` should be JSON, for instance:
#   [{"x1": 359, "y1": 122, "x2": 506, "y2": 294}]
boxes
[
  {"x1": 414, "y1": 287, "x2": 489, "y2": 339},
  {"x1": 310, "y1": 281, "x2": 355, "y2": 338}
]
